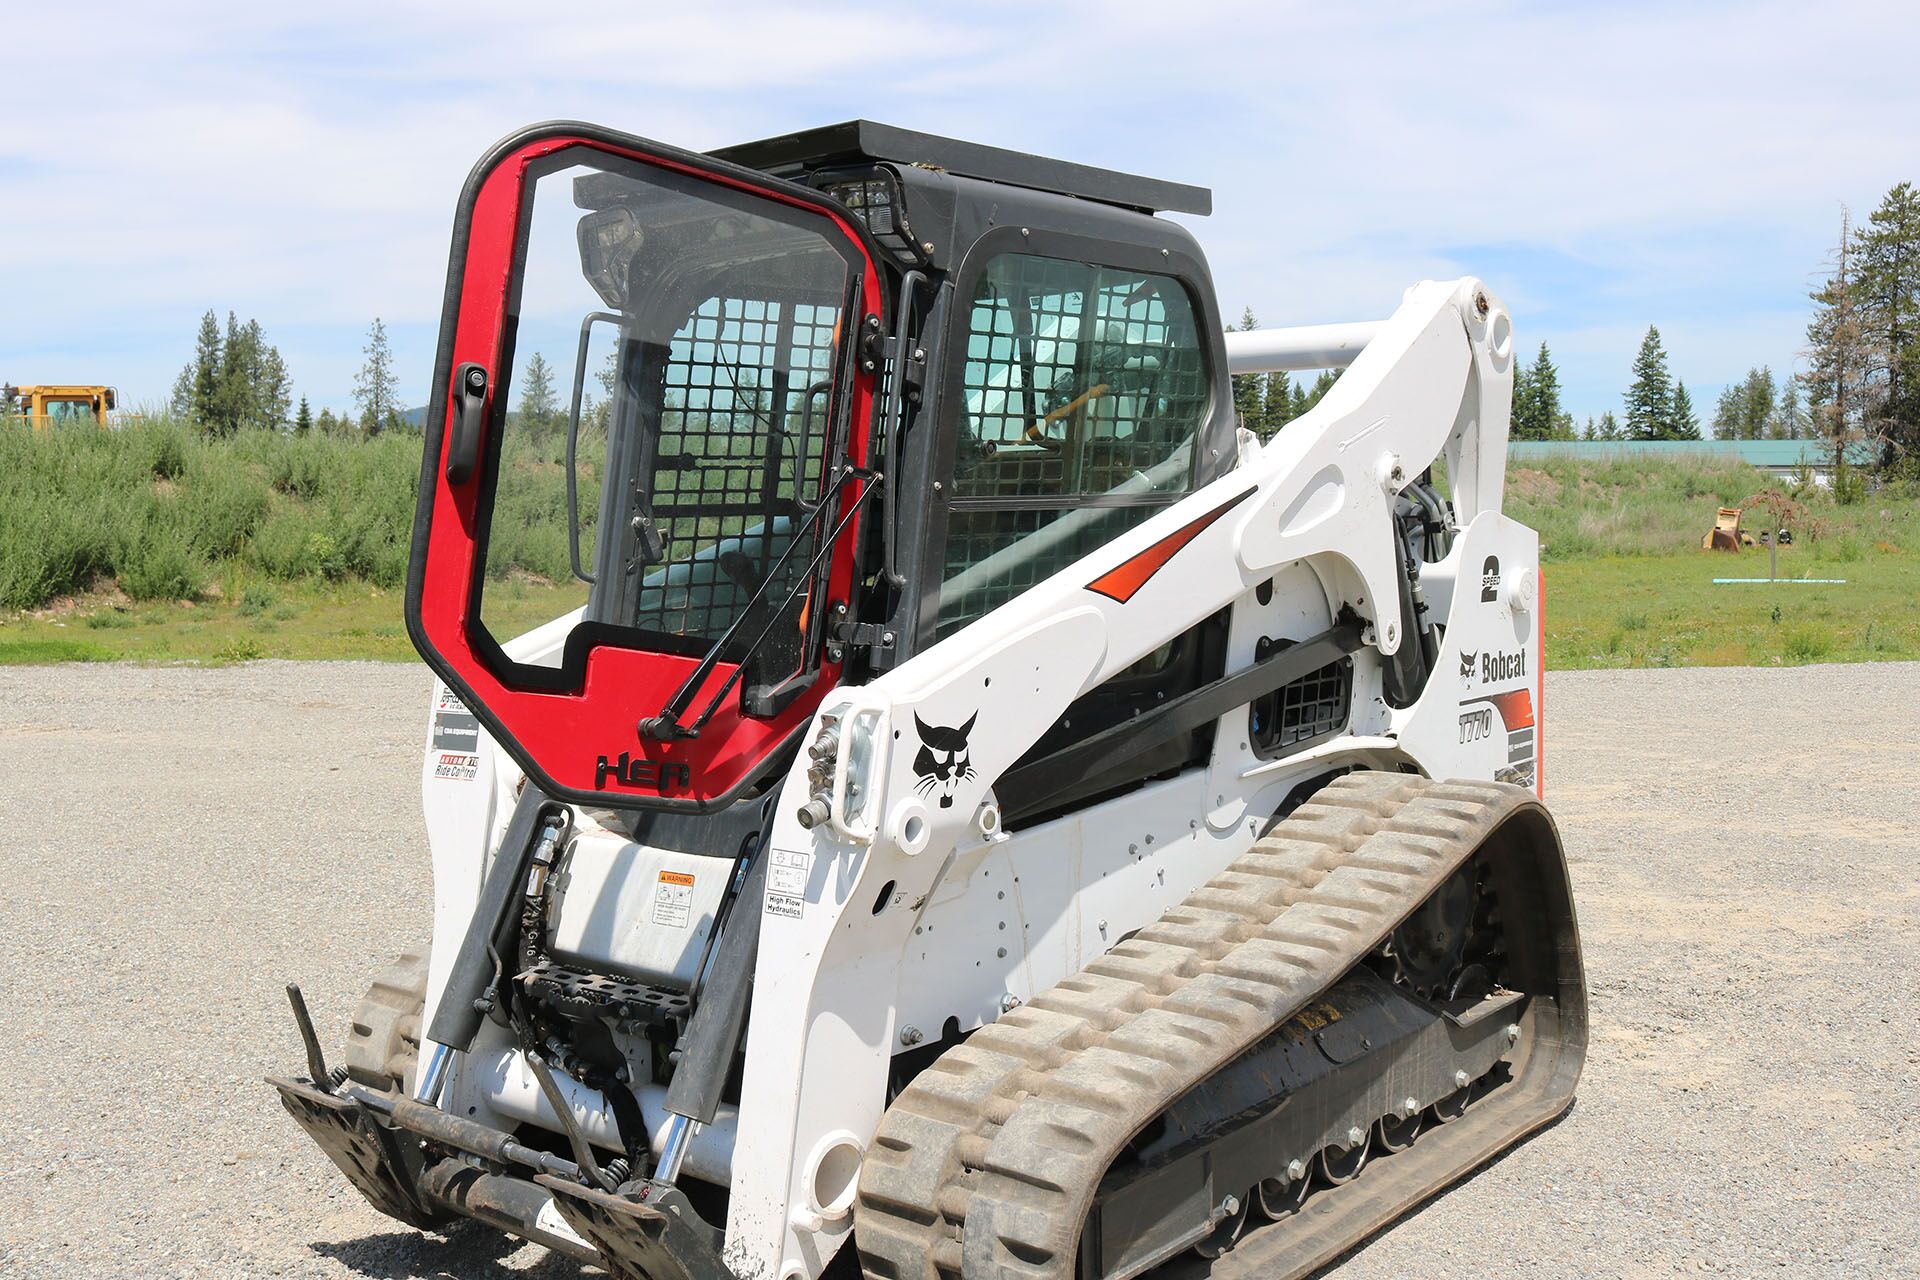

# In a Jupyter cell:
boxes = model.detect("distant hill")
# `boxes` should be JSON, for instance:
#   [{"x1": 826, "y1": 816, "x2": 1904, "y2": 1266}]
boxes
[{"x1": 402, "y1": 405, "x2": 428, "y2": 429}]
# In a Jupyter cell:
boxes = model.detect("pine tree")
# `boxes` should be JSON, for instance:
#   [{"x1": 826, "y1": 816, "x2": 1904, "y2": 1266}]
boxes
[
  {"x1": 354, "y1": 317, "x2": 400, "y2": 435},
  {"x1": 1624, "y1": 326, "x2": 1675, "y2": 440},
  {"x1": 1712, "y1": 382, "x2": 1742, "y2": 439},
  {"x1": 294, "y1": 396, "x2": 312, "y2": 434},
  {"x1": 1854, "y1": 181, "x2": 1920, "y2": 461},
  {"x1": 1303, "y1": 370, "x2": 1339, "y2": 415},
  {"x1": 1511, "y1": 358, "x2": 1536, "y2": 439},
  {"x1": 207, "y1": 311, "x2": 255, "y2": 435},
  {"x1": 1775, "y1": 379, "x2": 1806, "y2": 439},
  {"x1": 1580, "y1": 415, "x2": 1597, "y2": 440},
  {"x1": 1229, "y1": 308, "x2": 1264, "y2": 434},
  {"x1": 208, "y1": 312, "x2": 246, "y2": 433},
  {"x1": 315, "y1": 407, "x2": 338, "y2": 436},
  {"x1": 260, "y1": 345, "x2": 292, "y2": 428},
  {"x1": 519, "y1": 352, "x2": 559, "y2": 437},
  {"x1": 1595, "y1": 411, "x2": 1622, "y2": 441},
  {"x1": 1744, "y1": 367, "x2": 1777, "y2": 439},
  {"x1": 1259, "y1": 370, "x2": 1292, "y2": 439},
  {"x1": 168, "y1": 366, "x2": 193, "y2": 419},
  {"x1": 1671, "y1": 379, "x2": 1701, "y2": 439},
  {"x1": 1512, "y1": 343, "x2": 1563, "y2": 440},
  {"x1": 189, "y1": 310, "x2": 222, "y2": 429}
]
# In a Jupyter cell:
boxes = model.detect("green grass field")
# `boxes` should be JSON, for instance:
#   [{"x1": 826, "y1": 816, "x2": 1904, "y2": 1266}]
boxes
[
  {"x1": 1501, "y1": 453, "x2": 1920, "y2": 669},
  {"x1": 0, "y1": 576, "x2": 587, "y2": 666},
  {"x1": 1, "y1": 422, "x2": 1914, "y2": 670}
]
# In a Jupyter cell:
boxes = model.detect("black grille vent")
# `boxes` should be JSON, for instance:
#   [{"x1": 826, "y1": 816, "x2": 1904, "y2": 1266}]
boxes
[{"x1": 1250, "y1": 638, "x2": 1352, "y2": 756}]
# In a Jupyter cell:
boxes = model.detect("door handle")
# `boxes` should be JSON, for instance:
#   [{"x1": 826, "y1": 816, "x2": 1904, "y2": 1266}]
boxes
[{"x1": 446, "y1": 363, "x2": 488, "y2": 484}]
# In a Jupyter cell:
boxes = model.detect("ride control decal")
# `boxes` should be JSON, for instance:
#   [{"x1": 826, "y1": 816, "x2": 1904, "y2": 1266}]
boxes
[
  {"x1": 433, "y1": 752, "x2": 480, "y2": 781},
  {"x1": 1085, "y1": 487, "x2": 1255, "y2": 605},
  {"x1": 429, "y1": 688, "x2": 481, "y2": 781},
  {"x1": 912, "y1": 713, "x2": 977, "y2": 809}
]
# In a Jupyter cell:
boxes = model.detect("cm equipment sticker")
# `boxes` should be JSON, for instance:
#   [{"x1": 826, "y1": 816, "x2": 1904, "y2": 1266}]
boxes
[
  {"x1": 433, "y1": 752, "x2": 479, "y2": 781},
  {"x1": 431, "y1": 687, "x2": 481, "y2": 754},
  {"x1": 652, "y1": 870, "x2": 696, "y2": 928}
]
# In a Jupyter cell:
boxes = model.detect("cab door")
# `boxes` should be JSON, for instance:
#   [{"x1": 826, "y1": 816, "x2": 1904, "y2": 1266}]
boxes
[{"x1": 407, "y1": 123, "x2": 885, "y2": 811}]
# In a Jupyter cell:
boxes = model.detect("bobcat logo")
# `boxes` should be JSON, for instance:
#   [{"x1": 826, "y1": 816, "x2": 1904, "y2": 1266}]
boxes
[
  {"x1": 1459, "y1": 650, "x2": 1478, "y2": 682},
  {"x1": 912, "y1": 712, "x2": 978, "y2": 809}
]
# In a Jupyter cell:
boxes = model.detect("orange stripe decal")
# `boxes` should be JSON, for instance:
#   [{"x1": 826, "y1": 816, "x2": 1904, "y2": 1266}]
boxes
[{"x1": 1085, "y1": 488, "x2": 1255, "y2": 605}]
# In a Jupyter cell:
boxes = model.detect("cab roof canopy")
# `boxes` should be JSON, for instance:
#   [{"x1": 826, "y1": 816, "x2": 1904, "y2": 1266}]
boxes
[{"x1": 710, "y1": 120, "x2": 1211, "y2": 218}]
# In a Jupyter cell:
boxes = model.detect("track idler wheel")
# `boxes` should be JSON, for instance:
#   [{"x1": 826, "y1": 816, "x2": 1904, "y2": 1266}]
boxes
[
  {"x1": 1375, "y1": 1098, "x2": 1423, "y2": 1153},
  {"x1": 1193, "y1": 1192, "x2": 1249, "y2": 1259},
  {"x1": 1254, "y1": 1164, "x2": 1311, "y2": 1220},
  {"x1": 1317, "y1": 1128, "x2": 1371, "y2": 1184}
]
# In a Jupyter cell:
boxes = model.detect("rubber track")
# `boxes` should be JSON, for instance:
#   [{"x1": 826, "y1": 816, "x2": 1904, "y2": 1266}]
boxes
[
  {"x1": 343, "y1": 947, "x2": 430, "y2": 1093},
  {"x1": 855, "y1": 774, "x2": 1535, "y2": 1280}
]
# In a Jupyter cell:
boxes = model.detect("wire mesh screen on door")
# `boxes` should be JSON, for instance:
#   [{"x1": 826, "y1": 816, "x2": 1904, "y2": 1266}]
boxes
[{"x1": 628, "y1": 293, "x2": 843, "y2": 663}]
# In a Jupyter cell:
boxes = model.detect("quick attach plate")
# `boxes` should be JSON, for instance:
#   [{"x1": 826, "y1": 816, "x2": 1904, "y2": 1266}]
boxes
[
  {"x1": 268, "y1": 1075, "x2": 448, "y2": 1231},
  {"x1": 537, "y1": 1175, "x2": 732, "y2": 1280}
]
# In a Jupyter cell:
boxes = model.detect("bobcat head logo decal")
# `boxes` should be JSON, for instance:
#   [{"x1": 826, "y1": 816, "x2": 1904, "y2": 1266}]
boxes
[
  {"x1": 1459, "y1": 649, "x2": 1478, "y2": 682},
  {"x1": 912, "y1": 712, "x2": 978, "y2": 809}
]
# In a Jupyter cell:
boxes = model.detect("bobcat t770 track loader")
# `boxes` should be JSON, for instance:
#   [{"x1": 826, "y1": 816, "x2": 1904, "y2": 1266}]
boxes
[{"x1": 272, "y1": 120, "x2": 1587, "y2": 1280}]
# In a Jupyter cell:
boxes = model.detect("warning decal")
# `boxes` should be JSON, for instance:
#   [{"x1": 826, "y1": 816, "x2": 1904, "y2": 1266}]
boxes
[
  {"x1": 433, "y1": 752, "x2": 479, "y2": 781},
  {"x1": 652, "y1": 870, "x2": 696, "y2": 928}
]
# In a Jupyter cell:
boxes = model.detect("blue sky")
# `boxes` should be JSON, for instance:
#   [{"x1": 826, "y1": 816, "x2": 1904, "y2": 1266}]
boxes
[{"x1": 4, "y1": 1, "x2": 1918, "y2": 428}]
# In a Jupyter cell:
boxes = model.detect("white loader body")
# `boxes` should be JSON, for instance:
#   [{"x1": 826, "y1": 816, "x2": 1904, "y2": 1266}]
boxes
[{"x1": 414, "y1": 279, "x2": 1543, "y2": 1280}]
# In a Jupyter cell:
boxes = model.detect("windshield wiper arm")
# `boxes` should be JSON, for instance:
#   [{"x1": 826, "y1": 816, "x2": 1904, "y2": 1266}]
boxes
[{"x1": 637, "y1": 464, "x2": 879, "y2": 742}]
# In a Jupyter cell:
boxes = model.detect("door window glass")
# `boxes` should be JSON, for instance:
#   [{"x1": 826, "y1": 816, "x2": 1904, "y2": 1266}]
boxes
[{"x1": 478, "y1": 153, "x2": 857, "y2": 690}]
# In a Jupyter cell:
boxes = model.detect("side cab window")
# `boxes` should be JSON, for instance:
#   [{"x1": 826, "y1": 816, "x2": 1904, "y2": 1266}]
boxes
[
  {"x1": 932, "y1": 251, "x2": 1225, "y2": 825},
  {"x1": 936, "y1": 253, "x2": 1211, "y2": 637}
]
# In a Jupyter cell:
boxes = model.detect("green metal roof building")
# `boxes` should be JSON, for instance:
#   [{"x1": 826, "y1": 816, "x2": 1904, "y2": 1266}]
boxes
[{"x1": 1506, "y1": 439, "x2": 1868, "y2": 482}]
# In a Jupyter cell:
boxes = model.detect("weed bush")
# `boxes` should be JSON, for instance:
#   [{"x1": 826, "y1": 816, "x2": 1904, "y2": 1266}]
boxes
[
  {"x1": 0, "y1": 417, "x2": 438, "y2": 608},
  {"x1": 1782, "y1": 625, "x2": 1834, "y2": 663},
  {"x1": 12, "y1": 418, "x2": 1907, "y2": 614}
]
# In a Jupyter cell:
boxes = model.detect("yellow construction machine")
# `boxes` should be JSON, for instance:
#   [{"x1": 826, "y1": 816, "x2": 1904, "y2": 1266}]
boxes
[{"x1": 3, "y1": 384, "x2": 118, "y2": 428}]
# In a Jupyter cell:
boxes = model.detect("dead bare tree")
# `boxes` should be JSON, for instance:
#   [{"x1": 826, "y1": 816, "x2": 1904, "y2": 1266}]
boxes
[{"x1": 1803, "y1": 209, "x2": 1892, "y2": 488}]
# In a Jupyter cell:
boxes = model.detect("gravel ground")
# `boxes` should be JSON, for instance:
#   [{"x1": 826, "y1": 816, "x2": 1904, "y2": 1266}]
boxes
[{"x1": 0, "y1": 660, "x2": 1915, "y2": 1279}]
